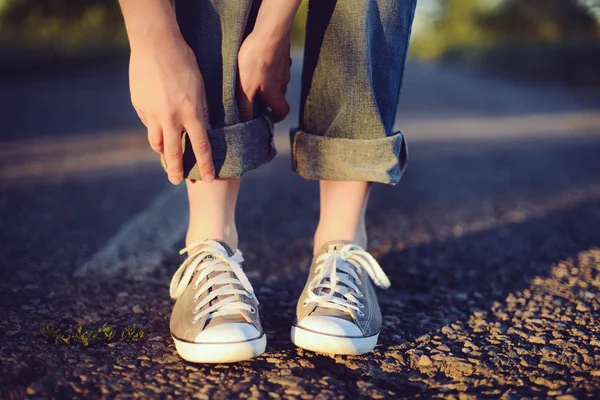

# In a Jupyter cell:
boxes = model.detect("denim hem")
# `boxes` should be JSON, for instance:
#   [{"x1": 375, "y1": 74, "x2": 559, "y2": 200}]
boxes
[
  {"x1": 161, "y1": 116, "x2": 276, "y2": 180},
  {"x1": 289, "y1": 129, "x2": 408, "y2": 185}
]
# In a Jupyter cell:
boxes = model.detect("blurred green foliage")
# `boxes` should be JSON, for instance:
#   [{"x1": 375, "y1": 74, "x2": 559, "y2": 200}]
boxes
[
  {"x1": 0, "y1": 0, "x2": 126, "y2": 49},
  {"x1": 410, "y1": 0, "x2": 600, "y2": 86},
  {"x1": 291, "y1": 0, "x2": 308, "y2": 47},
  {"x1": 0, "y1": 0, "x2": 598, "y2": 85},
  {"x1": 481, "y1": 0, "x2": 599, "y2": 41},
  {"x1": 410, "y1": 0, "x2": 600, "y2": 59},
  {"x1": 1, "y1": 0, "x2": 597, "y2": 54},
  {"x1": 0, "y1": 0, "x2": 306, "y2": 50}
]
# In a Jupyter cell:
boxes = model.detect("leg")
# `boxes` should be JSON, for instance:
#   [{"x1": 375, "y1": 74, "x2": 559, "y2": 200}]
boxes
[
  {"x1": 291, "y1": 0, "x2": 417, "y2": 355},
  {"x1": 293, "y1": 0, "x2": 416, "y2": 185},
  {"x1": 173, "y1": 0, "x2": 276, "y2": 183},
  {"x1": 313, "y1": 181, "x2": 370, "y2": 253},
  {"x1": 175, "y1": 0, "x2": 272, "y2": 250},
  {"x1": 169, "y1": 0, "x2": 268, "y2": 363},
  {"x1": 295, "y1": 0, "x2": 417, "y2": 253},
  {"x1": 186, "y1": 178, "x2": 240, "y2": 249}
]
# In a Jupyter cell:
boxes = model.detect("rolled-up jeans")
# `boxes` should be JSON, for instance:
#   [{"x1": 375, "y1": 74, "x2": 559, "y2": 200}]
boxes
[{"x1": 171, "y1": 0, "x2": 417, "y2": 185}]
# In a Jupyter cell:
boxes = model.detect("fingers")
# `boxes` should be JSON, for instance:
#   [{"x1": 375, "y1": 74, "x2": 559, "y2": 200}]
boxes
[
  {"x1": 199, "y1": 83, "x2": 212, "y2": 128},
  {"x1": 137, "y1": 110, "x2": 149, "y2": 127},
  {"x1": 147, "y1": 121, "x2": 163, "y2": 154},
  {"x1": 286, "y1": 57, "x2": 292, "y2": 86},
  {"x1": 263, "y1": 90, "x2": 290, "y2": 123},
  {"x1": 183, "y1": 116, "x2": 215, "y2": 183},
  {"x1": 283, "y1": 68, "x2": 291, "y2": 95},
  {"x1": 148, "y1": 94, "x2": 214, "y2": 185},
  {"x1": 239, "y1": 84, "x2": 289, "y2": 122},
  {"x1": 163, "y1": 123, "x2": 184, "y2": 185},
  {"x1": 237, "y1": 83, "x2": 256, "y2": 122},
  {"x1": 185, "y1": 87, "x2": 215, "y2": 182}
]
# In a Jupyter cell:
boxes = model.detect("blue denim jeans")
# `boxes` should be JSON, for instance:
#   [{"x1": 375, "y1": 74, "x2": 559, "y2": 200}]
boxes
[{"x1": 173, "y1": 0, "x2": 417, "y2": 184}]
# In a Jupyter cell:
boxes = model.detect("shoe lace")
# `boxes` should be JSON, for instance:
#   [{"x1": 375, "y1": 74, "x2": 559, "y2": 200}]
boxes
[
  {"x1": 169, "y1": 240, "x2": 257, "y2": 323},
  {"x1": 306, "y1": 244, "x2": 390, "y2": 316}
]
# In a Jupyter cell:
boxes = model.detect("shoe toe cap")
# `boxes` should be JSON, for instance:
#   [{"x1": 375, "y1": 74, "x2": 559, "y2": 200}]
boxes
[
  {"x1": 195, "y1": 323, "x2": 261, "y2": 343},
  {"x1": 298, "y1": 316, "x2": 363, "y2": 337}
]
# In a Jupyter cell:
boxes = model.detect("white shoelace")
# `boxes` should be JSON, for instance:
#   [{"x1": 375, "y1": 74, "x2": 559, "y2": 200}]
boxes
[
  {"x1": 169, "y1": 240, "x2": 256, "y2": 323},
  {"x1": 305, "y1": 244, "x2": 390, "y2": 316}
]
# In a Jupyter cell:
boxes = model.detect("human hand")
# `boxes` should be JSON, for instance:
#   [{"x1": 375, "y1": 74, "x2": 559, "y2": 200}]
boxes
[
  {"x1": 129, "y1": 34, "x2": 214, "y2": 184},
  {"x1": 237, "y1": 29, "x2": 292, "y2": 122}
]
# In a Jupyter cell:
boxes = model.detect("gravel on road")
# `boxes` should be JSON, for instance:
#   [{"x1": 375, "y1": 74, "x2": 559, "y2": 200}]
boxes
[{"x1": 1, "y1": 61, "x2": 600, "y2": 399}]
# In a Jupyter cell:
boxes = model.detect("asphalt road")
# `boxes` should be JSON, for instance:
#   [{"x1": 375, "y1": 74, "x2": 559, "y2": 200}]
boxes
[{"x1": 1, "y1": 58, "x2": 600, "y2": 399}]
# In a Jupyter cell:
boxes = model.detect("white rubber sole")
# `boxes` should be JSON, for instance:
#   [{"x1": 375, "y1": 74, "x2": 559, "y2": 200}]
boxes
[
  {"x1": 291, "y1": 326, "x2": 378, "y2": 355},
  {"x1": 173, "y1": 335, "x2": 266, "y2": 363}
]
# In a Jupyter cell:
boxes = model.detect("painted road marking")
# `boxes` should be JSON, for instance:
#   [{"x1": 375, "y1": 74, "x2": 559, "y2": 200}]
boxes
[
  {"x1": 75, "y1": 184, "x2": 188, "y2": 278},
  {"x1": 74, "y1": 109, "x2": 600, "y2": 278}
]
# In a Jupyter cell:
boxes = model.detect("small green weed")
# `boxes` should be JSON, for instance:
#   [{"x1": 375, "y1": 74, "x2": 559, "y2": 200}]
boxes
[
  {"x1": 72, "y1": 324, "x2": 99, "y2": 347},
  {"x1": 41, "y1": 324, "x2": 71, "y2": 344},
  {"x1": 121, "y1": 324, "x2": 145, "y2": 343},
  {"x1": 41, "y1": 323, "x2": 145, "y2": 346},
  {"x1": 98, "y1": 323, "x2": 116, "y2": 341}
]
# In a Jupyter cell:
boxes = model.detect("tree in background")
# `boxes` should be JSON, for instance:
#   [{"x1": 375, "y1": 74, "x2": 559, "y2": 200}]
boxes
[
  {"x1": 0, "y1": 0, "x2": 597, "y2": 85},
  {"x1": 479, "y1": 0, "x2": 599, "y2": 43},
  {"x1": 0, "y1": 0, "x2": 125, "y2": 49},
  {"x1": 0, "y1": 0, "x2": 308, "y2": 50},
  {"x1": 410, "y1": 0, "x2": 600, "y2": 59},
  {"x1": 410, "y1": 0, "x2": 498, "y2": 59}
]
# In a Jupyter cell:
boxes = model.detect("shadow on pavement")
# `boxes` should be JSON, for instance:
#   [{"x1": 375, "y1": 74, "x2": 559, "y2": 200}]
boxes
[
  {"x1": 250, "y1": 197, "x2": 600, "y2": 396},
  {"x1": 2, "y1": 117, "x2": 600, "y2": 397}
]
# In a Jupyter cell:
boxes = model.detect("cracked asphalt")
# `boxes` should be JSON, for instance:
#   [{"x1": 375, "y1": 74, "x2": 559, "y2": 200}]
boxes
[{"x1": 1, "y1": 59, "x2": 600, "y2": 399}]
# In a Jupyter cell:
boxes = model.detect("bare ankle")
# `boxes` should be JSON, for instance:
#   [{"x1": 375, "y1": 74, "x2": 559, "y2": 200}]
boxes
[
  {"x1": 186, "y1": 223, "x2": 239, "y2": 251},
  {"x1": 313, "y1": 223, "x2": 367, "y2": 255},
  {"x1": 185, "y1": 178, "x2": 241, "y2": 251}
]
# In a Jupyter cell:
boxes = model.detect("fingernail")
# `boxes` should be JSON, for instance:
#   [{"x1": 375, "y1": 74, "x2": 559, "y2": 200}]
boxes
[
  {"x1": 204, "y1": 174, "x2": 215, "y2": 183},
  {"x1": 169, "y1": 176, "x2": 181, "y2": 185}
]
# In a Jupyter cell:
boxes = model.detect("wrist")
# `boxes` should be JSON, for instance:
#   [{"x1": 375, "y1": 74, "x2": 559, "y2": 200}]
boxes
[
  {"x1": 251, "y1": 23, "x2": 292, "y2": 45},
  {"x1": 120, "y1": 0, "x2": 184, "y2": 51},
  {"x1": 129, "y1": 26, "x2": 182, "y2": 51},
  {"x1": 252, "y1": 0, "x2": 301, "y2": 40}
]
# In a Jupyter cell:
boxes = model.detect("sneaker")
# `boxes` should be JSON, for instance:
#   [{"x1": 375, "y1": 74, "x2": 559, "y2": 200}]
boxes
[
  {"x1": 169, "y1": 240, "x2": 266, "y2": 363},
  {"x1": 291, "y1": 241, "x2": 390, "y2": 355}
]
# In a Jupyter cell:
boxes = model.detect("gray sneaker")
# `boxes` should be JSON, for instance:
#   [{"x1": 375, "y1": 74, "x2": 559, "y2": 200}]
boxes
[
  {"x1": 291, "y1": 241, "x2": 390, "y2": 355},
  {"x1": 169, "y1": 240, "x2": 265, "y2": 363}
]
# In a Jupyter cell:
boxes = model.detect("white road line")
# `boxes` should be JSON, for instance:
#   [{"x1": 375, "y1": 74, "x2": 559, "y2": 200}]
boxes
[
  {"x1": 401, "y1": 111, "x2": 600, "y2": 141},
  {"x1": 73, "y1": 134, "x2": 291, "y2": 278},
  {"x1": 75, "y1": 184, "x2": 188, "y2": 277},
  {"x1": 74, "y1": 108, "x2": 600, "y2": 279}
]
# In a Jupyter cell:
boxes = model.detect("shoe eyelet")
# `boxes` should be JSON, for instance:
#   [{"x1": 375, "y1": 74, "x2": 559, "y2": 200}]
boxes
[
  {"x1": 358, "y1": 303, "x2": 365, "y2": 309},
  {"x1": 302, "y1": 301, "x2": 308, "y2": 308},
  {"x1": 250, "y1": 307, "x2": 256, "y2": 314},
  {"x1": 358, "y1": 311, "x2": 365, "y2": 317},
  {"x1": 356, "y1": 292, "x2": 364, "y2": 298},
  {"x1": 193, "y1": 297, "x2": 198, "y2": 303},
  {"x1": 192, "y1": 317, "x2": 199, "y2": 324}
]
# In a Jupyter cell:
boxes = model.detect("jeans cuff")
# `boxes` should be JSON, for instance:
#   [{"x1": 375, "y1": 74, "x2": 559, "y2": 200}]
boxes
[
  {"x1": 161, "y1": 116, "x2": 276, "y2": 180},
  {"x1": 290, "y1": 129, "x2": 408, "y2": 185}
]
